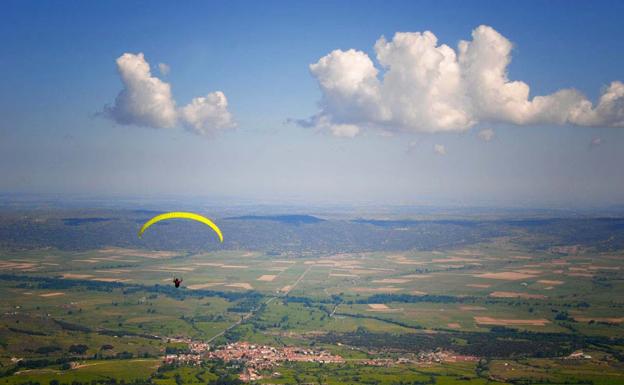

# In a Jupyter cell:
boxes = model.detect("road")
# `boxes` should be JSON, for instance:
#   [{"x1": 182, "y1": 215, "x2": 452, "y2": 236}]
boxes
[{"x1": 206, "y1": 264, "x2": 312, "y2": 344}]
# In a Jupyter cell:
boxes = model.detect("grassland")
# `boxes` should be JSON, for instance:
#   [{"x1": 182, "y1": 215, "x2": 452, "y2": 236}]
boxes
[{"x1": 2, "y1": 360, "x2": 160, "y2": 385}]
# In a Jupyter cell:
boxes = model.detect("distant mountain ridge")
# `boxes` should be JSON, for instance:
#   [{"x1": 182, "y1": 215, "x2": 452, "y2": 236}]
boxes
[
  {"x1": 352, "y1": 218, "x2": 478, "y2": 227},
  {"x1": 225, "y1": 214, "x2": 324, "y2": 224},
  {"x1": 3, "y1": 209, "x2": 624, "y2": 253},
  {"x1": 62, "y1": 217, "x2": 113, "y2": 226}
]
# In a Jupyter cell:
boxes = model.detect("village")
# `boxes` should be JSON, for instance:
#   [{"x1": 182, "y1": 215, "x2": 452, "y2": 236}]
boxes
[
  {"x1": 164, "y1": 340, "x2": 344, "y2": 382},
  {"x1": 163, "y1": 339, "x2": 479, "y2": 382},
  {"x1": 361, "y1": 350, "x2": 479, "y2": 367}
]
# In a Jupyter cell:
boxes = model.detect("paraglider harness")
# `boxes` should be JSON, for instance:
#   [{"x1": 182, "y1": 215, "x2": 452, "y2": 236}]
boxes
[{"x1": 173, "y1": 277, "x2": 183, "y2": 288}]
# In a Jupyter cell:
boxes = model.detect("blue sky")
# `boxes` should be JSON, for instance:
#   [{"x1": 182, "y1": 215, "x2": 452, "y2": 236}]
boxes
[{"x1": 1, "y1": 0, "x2": 623, "y2": 207}]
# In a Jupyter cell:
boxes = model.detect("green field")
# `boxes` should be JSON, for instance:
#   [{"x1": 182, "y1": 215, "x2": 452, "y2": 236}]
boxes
[
  {"x1": 2, "y1": 359, "x2": 160, "y2": 385},
  {"x1": 1, "y1": 223, "x2": 623, "y2": 384}
]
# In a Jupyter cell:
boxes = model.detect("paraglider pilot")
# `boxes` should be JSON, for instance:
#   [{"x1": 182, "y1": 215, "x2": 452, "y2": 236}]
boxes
[{"x1": 173, "y1": 277, "x2": 183, "y2": 288}]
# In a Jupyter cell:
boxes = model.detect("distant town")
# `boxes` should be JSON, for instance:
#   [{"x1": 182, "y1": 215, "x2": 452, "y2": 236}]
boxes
[{"x1": 164, "y1": 339, "x2": 478, "y2": 382}]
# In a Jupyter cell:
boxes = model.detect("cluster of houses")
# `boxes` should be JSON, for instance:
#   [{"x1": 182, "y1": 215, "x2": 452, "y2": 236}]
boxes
[
  {"x1": 163, "y1": 353, "x2": 203, "y2": 365},
  {"x1": 162, "y1": 340, "x2": 482, "y2": 382},
  {"x1": 206, "y1": 342, "x2": 345, "y2": 368},
  {"x1": 361, "y1": 350, "x2": 478, "y2": 367},
  {"x1": 162, "y1": 340, "x2": 344, "y2": 381}
]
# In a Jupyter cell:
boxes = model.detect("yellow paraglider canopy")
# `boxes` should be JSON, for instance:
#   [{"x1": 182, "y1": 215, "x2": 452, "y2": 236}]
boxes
[{"x1": 138, "y1": 212, "x2": 223, "y2": 242}]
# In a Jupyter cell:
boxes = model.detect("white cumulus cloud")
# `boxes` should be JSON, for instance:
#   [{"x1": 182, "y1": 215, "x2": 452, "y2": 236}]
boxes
[
  {"x1": 478, "y1": 128, "x2": 495, "y2": 142},
  {"x1": 104, "y1": 53, "x2": 235, "y2": 136},
  {"x1": 179, "y1": 92, "x2": 235, "y2": 135},
  {"x1": 105, "y1": 53, "x2": 177, "y2": 129},
  {"x1": 158, "y1": 62, "x2": 170, "y2": 76},
  {"x1": 303, "y1": 25, "x2": 624, "y2": 137}
]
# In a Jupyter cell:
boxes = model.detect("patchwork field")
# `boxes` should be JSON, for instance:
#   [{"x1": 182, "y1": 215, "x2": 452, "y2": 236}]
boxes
[
  {"x1": 1, "y1": 212, "x2": 624, "y2": 384},
  {"x1": 2, "y1": 241, "x2": 623, "y2": 336}
]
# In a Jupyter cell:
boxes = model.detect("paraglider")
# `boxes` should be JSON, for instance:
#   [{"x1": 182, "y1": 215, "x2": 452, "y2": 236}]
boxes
[
  {"x1": 137, "y1": 212, "x2": 224, "y2": 242},
  {"x1": 137, "y1": 212, "x2": 224, "y2": 288}
]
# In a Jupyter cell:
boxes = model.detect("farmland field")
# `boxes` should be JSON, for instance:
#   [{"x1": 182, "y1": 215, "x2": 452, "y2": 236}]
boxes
[{"x1": 1, "y1": 208, "x2": 623, "y2": 384}]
